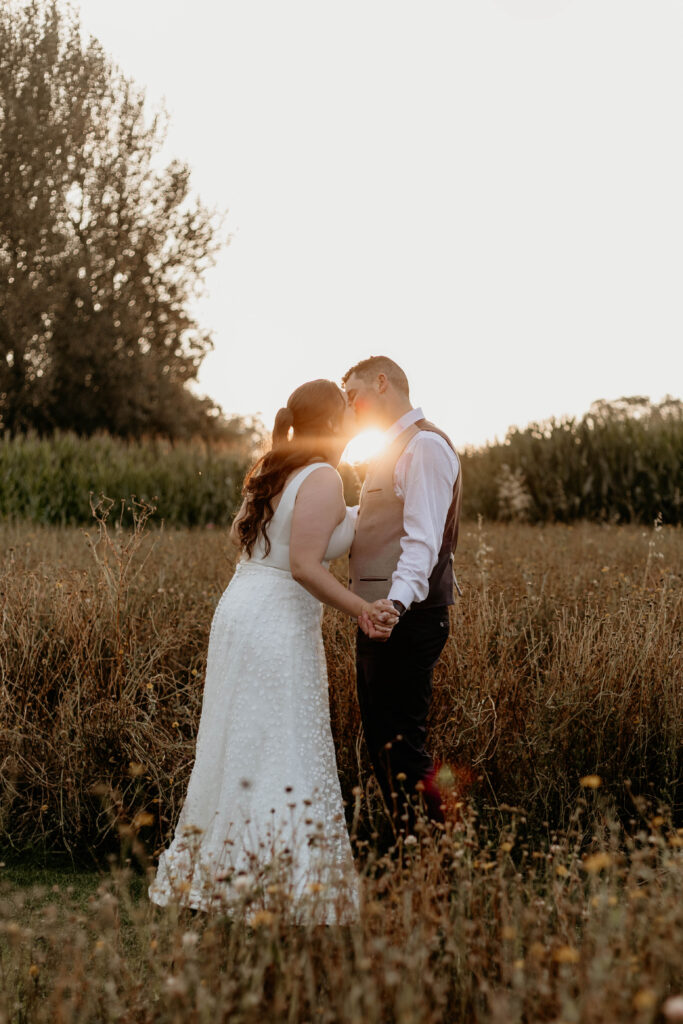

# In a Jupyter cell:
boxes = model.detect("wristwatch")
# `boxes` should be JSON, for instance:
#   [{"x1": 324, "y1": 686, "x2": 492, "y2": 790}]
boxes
[{"x1": 390, "y1": 599, "x2": 407, "y2": 618}]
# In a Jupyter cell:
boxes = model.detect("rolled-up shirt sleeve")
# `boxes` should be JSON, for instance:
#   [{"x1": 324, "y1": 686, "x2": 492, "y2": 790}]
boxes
[{"x1": 388, "y1": 436, "x2": 459, "y2": 609}]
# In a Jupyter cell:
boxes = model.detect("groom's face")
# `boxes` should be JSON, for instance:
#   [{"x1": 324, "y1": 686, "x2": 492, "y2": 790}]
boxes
[{"x1": 344, "y1": 373, "x2": 383, "y2": 431}]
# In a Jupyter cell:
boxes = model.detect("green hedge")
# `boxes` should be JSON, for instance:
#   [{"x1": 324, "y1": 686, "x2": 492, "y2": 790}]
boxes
[
  {"x1": 1, "y1": 397, "x2": 681, "y2": 527},
  {"x1": 460, "y1": 398, "x2": 683, "y2": 525},
  {"x1": 0, "y1": 432, "x2": 248, "y2": 527}
]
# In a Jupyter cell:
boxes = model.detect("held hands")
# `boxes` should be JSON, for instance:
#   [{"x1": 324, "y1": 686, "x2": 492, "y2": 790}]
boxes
[{"x1": 357, "y1": 599, "x2": 400, "y2": 641}]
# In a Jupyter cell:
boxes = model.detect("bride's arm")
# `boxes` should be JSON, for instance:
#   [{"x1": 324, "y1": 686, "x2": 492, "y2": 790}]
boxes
[{"x1": 289, "y1": 468, "x2": 395, "y2": 626}]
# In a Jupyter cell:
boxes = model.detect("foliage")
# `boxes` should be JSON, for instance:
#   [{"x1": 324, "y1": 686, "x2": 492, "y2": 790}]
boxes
[
  {"x1": 0, "y1": 0, "x2": 226, "y2": 438},
  {"x1": 461, "y1": 395, "x2": 683, "y2": 525},
  {"x1": 0, "y1": 428, "x2": 353, "y2": 526},
  {"x1": 1, "y1": 395, "x2": 680, "y2": 528},
  {"x1": 0, "y1": 430, "x2": 251, "y2": 526}
]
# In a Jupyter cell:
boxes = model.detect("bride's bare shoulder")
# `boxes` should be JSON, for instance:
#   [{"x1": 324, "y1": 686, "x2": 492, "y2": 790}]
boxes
[
  {"x1": 291, "y1": 465, "x2": 345, "y2": 529},
  {"x1": 297, "y1": 462, "x2": 343, "y2": 493},
  {"x1": 294, "y1": 464, "x2": 344, "y2": 513}
]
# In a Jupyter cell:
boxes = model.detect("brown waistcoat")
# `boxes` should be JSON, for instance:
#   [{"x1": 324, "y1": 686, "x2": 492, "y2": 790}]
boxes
[{"x1": 349, "y1": 419, "x2": 462, "y2": 606}]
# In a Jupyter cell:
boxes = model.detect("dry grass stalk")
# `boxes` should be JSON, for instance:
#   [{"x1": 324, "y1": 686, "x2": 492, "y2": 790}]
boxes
[{"x1": 0, "y1": 517, "x2": 681, "y2": 857}]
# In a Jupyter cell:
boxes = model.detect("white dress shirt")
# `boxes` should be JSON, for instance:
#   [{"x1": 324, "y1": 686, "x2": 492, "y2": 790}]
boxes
[{"x1": 353, "y1": 407, "x2": 460, "y2": 611}]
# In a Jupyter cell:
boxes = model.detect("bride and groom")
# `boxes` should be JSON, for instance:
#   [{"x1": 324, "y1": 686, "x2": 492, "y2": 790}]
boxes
[{"x1": 148, "y1": 355, "x2": 462, "y2": 924}]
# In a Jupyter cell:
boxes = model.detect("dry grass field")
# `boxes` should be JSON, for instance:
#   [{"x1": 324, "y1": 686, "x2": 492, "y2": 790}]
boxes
[{"x1": 0, "y1": 512, "x2": 682, "y2": 1022}]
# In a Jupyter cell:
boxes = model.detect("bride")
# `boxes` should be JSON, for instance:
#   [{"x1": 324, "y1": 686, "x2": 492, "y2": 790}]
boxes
[{"x1": 148, "y1": 379, "x2": 398, "y2": 924}]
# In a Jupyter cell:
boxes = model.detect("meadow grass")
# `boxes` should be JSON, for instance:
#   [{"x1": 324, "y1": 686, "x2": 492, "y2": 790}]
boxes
[
  {"x1": 2, "y1": 803, "x2": 683, "y2": 1023},
  {"x1": 0, "y1": 514, "x2": 682, "y2": 1021},
  {"x1": 0, "y1": 513, "x2": 680, "y2": 857}
]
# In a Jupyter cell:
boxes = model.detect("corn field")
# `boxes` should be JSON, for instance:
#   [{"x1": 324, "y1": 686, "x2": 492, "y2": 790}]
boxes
[{"x1": 2, "y1": 397, "x2": 681, "y2": 529}]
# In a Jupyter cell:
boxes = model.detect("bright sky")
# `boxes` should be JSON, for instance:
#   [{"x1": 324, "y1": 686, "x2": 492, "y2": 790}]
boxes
[{"x1": 76, "y1": 0, "x2": 682, "y2": 449}]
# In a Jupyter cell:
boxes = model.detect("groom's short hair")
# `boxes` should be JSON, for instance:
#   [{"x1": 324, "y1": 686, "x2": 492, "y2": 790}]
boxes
[{"x1": 342, "y1": 356, "x2": 410, "y2": 397}]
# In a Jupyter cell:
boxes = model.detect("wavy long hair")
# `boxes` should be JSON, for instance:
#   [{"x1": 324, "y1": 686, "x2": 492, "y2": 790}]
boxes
[{"x1": 236, "y1": 379, "x2": 346, "y2": 558}]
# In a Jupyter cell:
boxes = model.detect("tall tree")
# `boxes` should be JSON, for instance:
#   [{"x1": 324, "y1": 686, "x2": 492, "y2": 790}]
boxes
[{"x1": 0, "y1": 0, "x2": 225, "y2": 437}]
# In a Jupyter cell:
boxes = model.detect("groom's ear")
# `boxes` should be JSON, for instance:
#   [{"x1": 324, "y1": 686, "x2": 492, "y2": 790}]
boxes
[{"x1": 376, "y1": 373, "x2": 389, "y2": 394}]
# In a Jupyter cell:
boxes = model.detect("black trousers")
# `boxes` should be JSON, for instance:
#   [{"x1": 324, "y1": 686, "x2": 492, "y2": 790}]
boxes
[{"x1": 356, "y1": 605, "x2": 450, "y2": 834}]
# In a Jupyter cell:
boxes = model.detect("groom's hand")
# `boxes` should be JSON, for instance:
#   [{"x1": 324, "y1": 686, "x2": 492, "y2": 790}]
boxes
[
  {"x1": 358, "y1": 611, "x2": 392, "y2": 640},
  {"x1": 358, "y1": 600, "x2": 398, "y2": 641}
]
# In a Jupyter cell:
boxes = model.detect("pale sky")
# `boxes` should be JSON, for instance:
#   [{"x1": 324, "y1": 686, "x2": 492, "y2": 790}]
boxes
[{"x1": 76, "y1": 0, "x2": 682, "y2": 449}]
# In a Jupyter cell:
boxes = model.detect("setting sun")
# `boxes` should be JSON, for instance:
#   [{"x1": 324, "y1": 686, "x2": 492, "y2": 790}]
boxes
[{"x1": 342, "y1": 429, "x2": 386, "y2": 465}]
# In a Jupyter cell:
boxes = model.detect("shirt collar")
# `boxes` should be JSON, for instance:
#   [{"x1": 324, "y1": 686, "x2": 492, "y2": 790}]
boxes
[{"x1": 383, "y1": 407, "x2": 424, "y2": 444}]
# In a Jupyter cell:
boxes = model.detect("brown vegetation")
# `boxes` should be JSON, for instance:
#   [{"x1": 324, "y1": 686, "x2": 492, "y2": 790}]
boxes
[
  {"x1": 0, "y1": 513, "x2": 682, "y2": 1020},
  {"x1": 1, "y1": 805, "x2": 683, "y2": 1023},
  {"x1": 0, "y1": 510, "x2": 680, "y2": 857}
]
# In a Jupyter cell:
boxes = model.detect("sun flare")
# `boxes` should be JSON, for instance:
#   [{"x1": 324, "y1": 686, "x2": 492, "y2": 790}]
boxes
[{"x1": 342, "y1": 429, "x2": 386, "y2": 465}]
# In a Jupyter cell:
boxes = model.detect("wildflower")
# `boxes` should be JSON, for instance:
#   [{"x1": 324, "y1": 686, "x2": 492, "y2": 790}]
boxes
[
  {"x1": 248, "y1": 910, "x2": 275, "y2": 928},
  {"x1": 181, "y1": 932, "x2": 199, "y2": 952},
  {"x1": 579, "y1": 775, "x2": 602, "y2": 789},
  {"x1": 633, "y1": 989, "x2": 657, "y2": 1011},
  {"x1": 582, "y1": 852, "x2": 612, "y2": 873},
  {"x1": 164, "y1": 975, "x2": 188, "y2": 997},
  {"x1": 663, "y1": 996, "x2": 683, "y2": 1022},
  {"x1": 180, "y1": 824, "x2": 204, "y2": 836},
  {"x1": 233, "y1": 874, "x2": 255, "y2": 893},
  {"x1": 132, "y1": 812, "x2": 154, "y2": 828},
  {"x1": 553, "y1": 945, "x2": 580, "y2": 964},
  {"x1": 404, "y1": 835, "x2": 418, "y2": 847}
]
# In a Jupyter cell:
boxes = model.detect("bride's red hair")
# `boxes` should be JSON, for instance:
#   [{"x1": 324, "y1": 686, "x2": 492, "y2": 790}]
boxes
[{"x1": 236, "y1": 379, "x2": 346, "y2": 558}]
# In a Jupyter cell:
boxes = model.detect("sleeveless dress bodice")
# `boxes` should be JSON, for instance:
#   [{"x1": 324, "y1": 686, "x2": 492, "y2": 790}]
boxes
[{"x1": 248, "y1": 462, "x2": 356, "y2": 570}]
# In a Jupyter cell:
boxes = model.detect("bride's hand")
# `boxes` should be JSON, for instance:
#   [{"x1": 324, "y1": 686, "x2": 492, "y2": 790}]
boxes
[{"x1": 358, "y1": 599, "x2": 399, "y2": 641}]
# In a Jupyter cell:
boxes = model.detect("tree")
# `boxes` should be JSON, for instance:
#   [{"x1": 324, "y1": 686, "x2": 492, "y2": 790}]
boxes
[{"x1": 0, "y1": 0, "x2": 226, "y2": 438}]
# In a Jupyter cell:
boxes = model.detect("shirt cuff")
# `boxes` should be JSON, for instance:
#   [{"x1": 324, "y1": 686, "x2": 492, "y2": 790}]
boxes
[{"x1": 388, "y1": 580, "x2": 415, "y2": 610}]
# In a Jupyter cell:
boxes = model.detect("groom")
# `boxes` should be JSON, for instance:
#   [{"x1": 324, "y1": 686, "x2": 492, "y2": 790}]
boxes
[{"x1": 342, "y1": 356, "x2": 462, "y2": 837}]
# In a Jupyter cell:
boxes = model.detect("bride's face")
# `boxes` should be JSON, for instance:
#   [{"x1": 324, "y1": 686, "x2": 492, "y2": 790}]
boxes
[
  {"x1": 340, "y1": 403, "x2": 357, "y2": 440},
  {"x1": 322, "y1": 402, "x2": 355, "y2": 465}
]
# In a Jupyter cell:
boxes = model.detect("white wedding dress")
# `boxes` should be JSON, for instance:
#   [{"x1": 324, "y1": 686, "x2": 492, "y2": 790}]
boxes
[{"x1": 148, "y1": 463, "x2": 360, "y2": 924}]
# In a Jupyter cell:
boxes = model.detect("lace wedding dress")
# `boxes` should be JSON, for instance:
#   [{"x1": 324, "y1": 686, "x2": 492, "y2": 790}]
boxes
[{"x1": 148, "y1": 463, "x2": 360, "y2": 924}]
